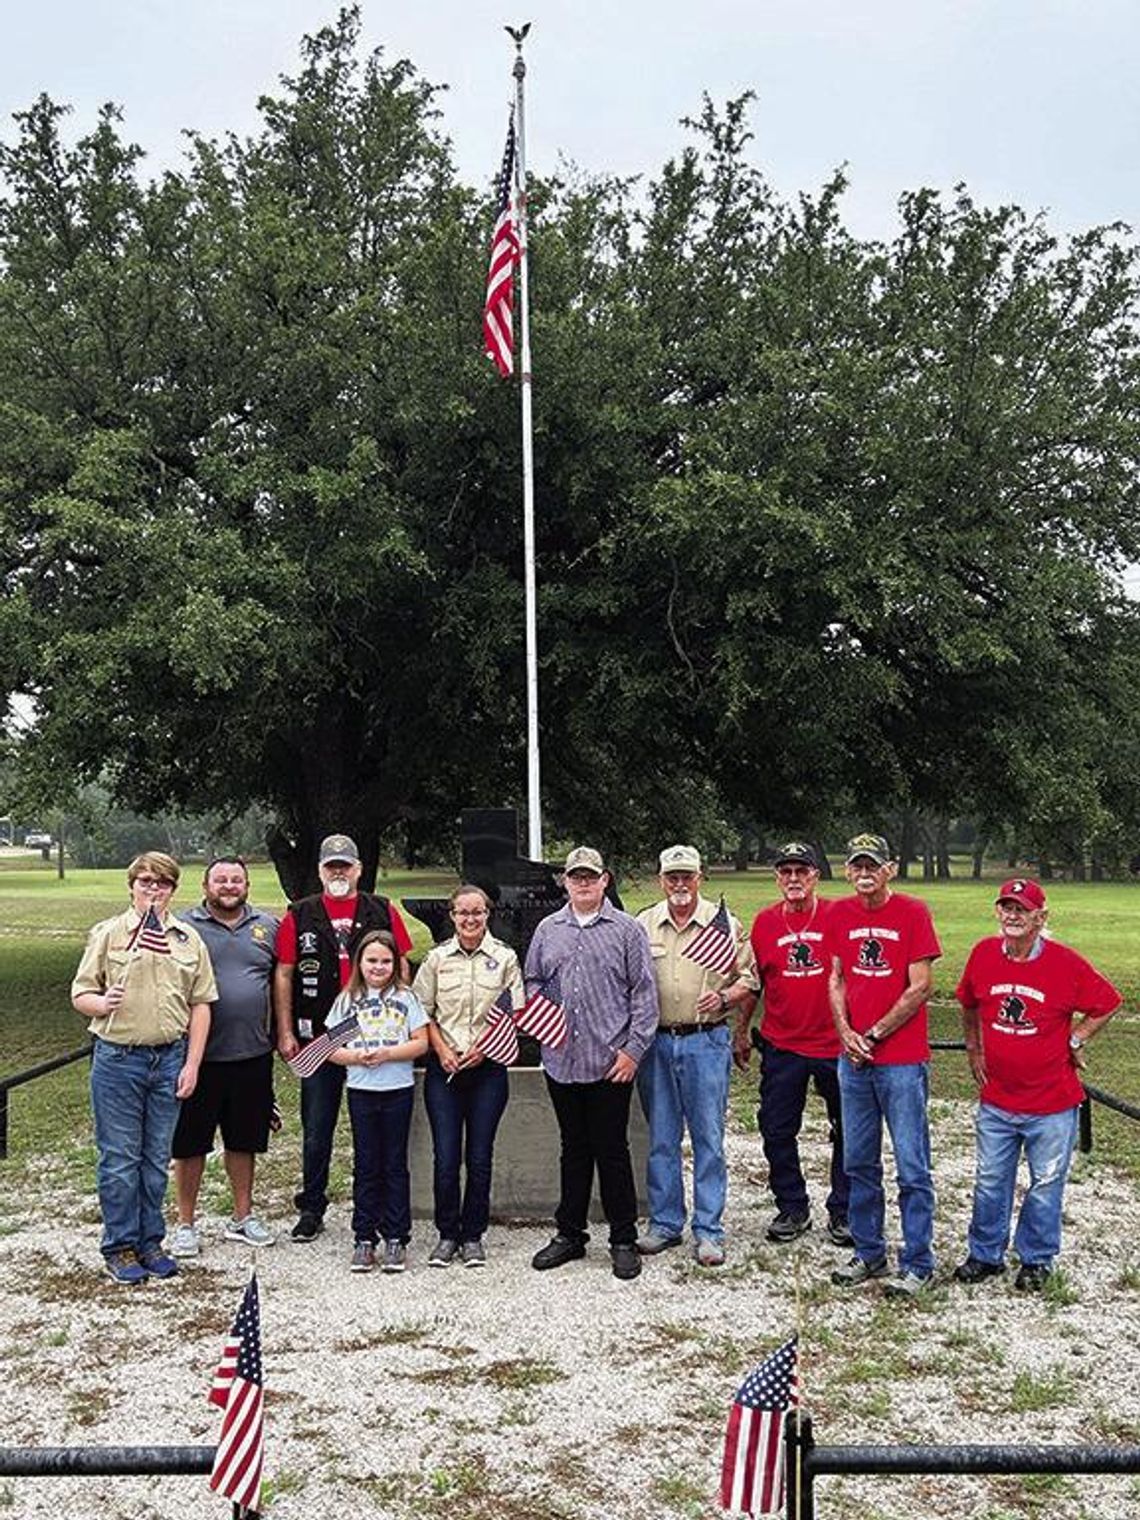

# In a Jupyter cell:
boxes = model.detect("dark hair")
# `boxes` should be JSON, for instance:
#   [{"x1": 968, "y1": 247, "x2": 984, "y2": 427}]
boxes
[
  {"x1": 346, "y1": 929, "x2": 405, "y2": 1000},
  {"x1": 204, "y1": 856, "x2": 248, "y2": 879}
]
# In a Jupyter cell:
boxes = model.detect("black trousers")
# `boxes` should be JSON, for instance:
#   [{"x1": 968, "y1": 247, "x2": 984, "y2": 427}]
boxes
[{"x1": 545, "y1": 1075, "x2": 637, "y2": 1246}]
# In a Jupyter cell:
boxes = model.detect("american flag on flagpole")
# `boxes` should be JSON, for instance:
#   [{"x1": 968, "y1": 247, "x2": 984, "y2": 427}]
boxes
[
  {"x1": 720, "y1": 1336, "x2": 799, "y2": 1516},
  {"x1": 127, "y1": 904, "x2": 171, "y2": 956},
  {"x1": 682, "y1": 898, "x2": 738, "y2": 977},
  {"x1": 473, "y1": 988, "x2": 520, "y2": 1066},
  {"x1": 516, "y1": 969, "x2": 567, "y2": 1048},
  {"x1": 208, "y1": 1272, "x2": 265, "y2": 1515},
  {"x1": 285, "y1": 1014, "x2": 362, "y2": 1080},
  {"x1": 483, "y1": 112, "x2": 520, "y2": 377}
]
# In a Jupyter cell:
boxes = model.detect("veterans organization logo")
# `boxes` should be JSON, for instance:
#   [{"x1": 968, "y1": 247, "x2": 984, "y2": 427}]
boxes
[
  {"x1": 787, "y1": 940, "x2": 820, "y2": 972},
  {"x1": 857, "y1": 936, "x2": 886, "y2": 971}
]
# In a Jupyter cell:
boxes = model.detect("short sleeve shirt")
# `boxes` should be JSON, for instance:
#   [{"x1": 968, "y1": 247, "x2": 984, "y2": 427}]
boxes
[
  {"x1": 72, "y1": 909, "x2": 217, "y2": 1045},
  {"x1": 325, "y1": 987, "x2": 428, "y2": 1091},
  {"x1": 750, "y1": 896, "x2": 839, "y2": 1058},
  {"x1": 826, "y1": 893, "x2": 941, "y2": 1064}
]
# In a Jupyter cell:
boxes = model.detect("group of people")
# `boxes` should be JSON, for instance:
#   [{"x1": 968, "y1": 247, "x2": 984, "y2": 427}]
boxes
[{"x1": 71, "y1": 831, "x2": 1120, "y2": 1295}]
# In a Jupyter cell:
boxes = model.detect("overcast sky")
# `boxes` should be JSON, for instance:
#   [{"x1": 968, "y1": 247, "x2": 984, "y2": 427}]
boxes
[{"x1": 3, "y1": 1, "x2": 1138, "y2": 244}]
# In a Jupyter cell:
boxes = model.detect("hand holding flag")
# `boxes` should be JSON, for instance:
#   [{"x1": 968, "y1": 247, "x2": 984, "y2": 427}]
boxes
[
  {"x1": 471, "y1": 988, "x2": 520, "y2": 1066},
  {"x1": 285, "y1": 1015, "x2": 361, "y2": 1080}
]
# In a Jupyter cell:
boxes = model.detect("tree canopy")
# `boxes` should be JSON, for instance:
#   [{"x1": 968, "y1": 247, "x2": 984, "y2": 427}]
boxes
[{"x1": 4, "y1": 8, "x2": 1140, "y2": 889}]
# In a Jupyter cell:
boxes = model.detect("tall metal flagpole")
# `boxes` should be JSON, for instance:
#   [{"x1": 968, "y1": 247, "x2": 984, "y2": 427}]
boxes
[{"x1": 507, "y1": 22, "x2": 542, "y2": 862}]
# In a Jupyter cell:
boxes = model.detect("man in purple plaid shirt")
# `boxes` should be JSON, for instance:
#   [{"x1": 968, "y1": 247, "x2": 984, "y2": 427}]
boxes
[{"x1": 525, "y1": 846, "x2": 658, "y2": 1281}]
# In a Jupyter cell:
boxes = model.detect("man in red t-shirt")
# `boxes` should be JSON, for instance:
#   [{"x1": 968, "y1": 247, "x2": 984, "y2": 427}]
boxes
[
  {"x1": 826, "y1": 832, "x2": 941, "y2": 1297},
  {"x1": 737, "y1": 842, "x2": 850, "y2": 1247},
  {"x1": 953, "y1": 877, "x2": 1120, "y2": 1292},
  {"x1": 273, "y1": 833, "x2": 413, "y2": 1241}
]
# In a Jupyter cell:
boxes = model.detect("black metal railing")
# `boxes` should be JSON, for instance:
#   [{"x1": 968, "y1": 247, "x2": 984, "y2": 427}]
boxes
[{"x1": 0, "y1": 1043, "x2": 92, "y2": 1160}]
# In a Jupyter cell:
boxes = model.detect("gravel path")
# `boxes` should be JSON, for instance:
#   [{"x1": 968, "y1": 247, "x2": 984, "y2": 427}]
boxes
[{"x1": 2, "y1": 1095, "x2": 1140, "y2": 1519}]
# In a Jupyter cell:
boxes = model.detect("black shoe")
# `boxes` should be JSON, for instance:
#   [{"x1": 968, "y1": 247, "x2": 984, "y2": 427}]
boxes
[
  {"x1": 610, "y1": 1243, "x2": 642, "y2": 1280},
  {"x1": 531, "y1": 1234, "x2": 586, "y2": 1271},
  {"x1": 291, "y1": 1211, "x2": 324, "y2": 1243},
  {"x1": 767, "y1": 1210, "x2": 811, "y2": 1243},
  {"x1": 954, "y1": 1256, "x2": 1005, "y2": 1284},
  {"x1": 1015, "y1": 1263, "x2": 1051, "y2": 1293},
  {"x1": 827, "y1": 1215, "x2": 854, "y2": 1248}
]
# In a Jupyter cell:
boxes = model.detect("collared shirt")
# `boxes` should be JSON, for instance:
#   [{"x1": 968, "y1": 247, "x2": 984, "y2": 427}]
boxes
[
  {"x1": 525, "y1": 899, "x2": 659, "y2": 1083},
  {"x1": 637, "y1": 897, "x2": 756, "y2": 1027},
  {"x1": 412, "y1": 932, "x2": 524, "y2": 1056},
  {"x1": 179, "y1": 903, "x2": 279, "y2": 1061},
  {"x1": 72, "y1": 908, "x2": 217, "y2": 1046}
]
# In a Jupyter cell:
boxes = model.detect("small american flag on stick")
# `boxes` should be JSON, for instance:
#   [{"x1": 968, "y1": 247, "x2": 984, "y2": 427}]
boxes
[
  {"x1": 473, "y1": 988, "x2": 520, "y2": 1066},
  {"x1": 483, "y1": 113, "x2": 519, "y2": 377},
  {"x1": 516, "y1": 969, "x2": 567, "y2": 1048},
  {"x1": 682, "y1": 898, "x2": 738, "y2": 977},
  {"x1": 208, "y1": 1272, "x2": 265, "y2": 1515},
  {"x1": 286, "y1": 1015, "x2": 361, "y2": 1080},
  {"x1": 128, "y1": 905, "x2": 170, "y2": 956},
  {"x1": 720, "y1": 1335, "x2": 799, "y2": 1516}
]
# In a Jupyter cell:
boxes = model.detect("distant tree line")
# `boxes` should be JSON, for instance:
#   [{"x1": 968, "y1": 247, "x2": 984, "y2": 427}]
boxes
[{"x1": 3, "y1": 7, "x2": 1140, "y2": 896}]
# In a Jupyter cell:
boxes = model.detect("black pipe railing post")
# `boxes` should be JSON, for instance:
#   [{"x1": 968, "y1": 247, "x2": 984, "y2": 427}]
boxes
[{"x1": 1079, "y1": 1095, "x2": 1093, "y2": 1154}]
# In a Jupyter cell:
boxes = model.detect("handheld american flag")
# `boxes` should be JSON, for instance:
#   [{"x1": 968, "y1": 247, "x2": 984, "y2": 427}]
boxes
[
  {"x1": 473, "y1": 988, "x2": 520, "y2": 1066},
  {"x1": 127, "y1": 905, "x2": 171, "y2": 956},
  {"x1": 286, "y1": 1014, "x2": 361, "y2": 1080},
  {"x1": 483, "y1": 113, "x2": 519, "y2": 376},
  {"x1": 208, "y1": 1272, "x2": 265, "y2": 1515},
  {"x1": 720, "y1": 1336, "x2": 799, "y2": 1516},
  {"x1": 516, "y1": 969, "x2": 567, "y2": 1048},
  {"x1": 682, "y1": 898, "x2": 738, "y2": 977}
]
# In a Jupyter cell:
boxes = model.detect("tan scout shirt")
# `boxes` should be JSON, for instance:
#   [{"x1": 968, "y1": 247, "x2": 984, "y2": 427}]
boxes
[
  {"x1": 636, "y1": 897, "x2": 757, "y2": 1027},
  {"x1": 72, "y1": 909, "x2": 217, "y2": 1045},
  {"x1": 412, "y1": 933, "x2": 524, "y2": 1056}
]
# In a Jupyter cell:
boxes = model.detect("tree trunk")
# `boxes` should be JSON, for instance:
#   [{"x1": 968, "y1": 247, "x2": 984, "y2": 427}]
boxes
[
  {"x1": 971, "y1": 838, "x2": 987, "y2": 880},
  {"x1": 809, "y1": 841, "x2": 832, "y2": 881},
  {"x1": 935, "y1": 818, "x2": 951, "y2": 879}
]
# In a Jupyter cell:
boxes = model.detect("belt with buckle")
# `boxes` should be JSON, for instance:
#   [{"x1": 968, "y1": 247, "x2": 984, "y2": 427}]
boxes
[{"x1": 660, "y1": 1021, "x2": 727, "y2": 1037}]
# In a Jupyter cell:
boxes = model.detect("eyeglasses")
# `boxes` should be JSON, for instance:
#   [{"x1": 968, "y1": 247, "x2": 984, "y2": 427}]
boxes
[
  {"x1": 452, "y1": 909, "x2": 488, "y2": 919},
  {"x1": 135, "y1": 876, "x2": 175, "y2": 890}
]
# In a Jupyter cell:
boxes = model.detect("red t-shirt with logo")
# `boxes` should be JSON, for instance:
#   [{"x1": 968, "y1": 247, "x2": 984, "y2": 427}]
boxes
[
  {"x1": 826, "y1": 892, "x2": 941, "y2": 1064},
  {"x1": 276, "y1": 894, "x2": 413, "y2": 988},
  {"x1": 750, "y1": 897, "x2": 839, "y2": 1058},
  {"x1": 956, "y1": 936, "x2": 1120, "y2": 1113}
]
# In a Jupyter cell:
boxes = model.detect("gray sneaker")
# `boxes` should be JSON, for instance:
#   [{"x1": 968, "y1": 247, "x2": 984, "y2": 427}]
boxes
[
  {"x1": 382, "y1": 1240, "x2": 407, "y2": 1273},
  {"x1": 460, "y1": 1239, "x2": 486, "y2": 1267},
  {"x1": 169, "y1": 1222, "x2": 200, "y2": 1259},
  {"x1": 884, "y1": 1270, "x2": 933, "y2": 1299},
  {"x1": 694, "y1": 1237, "x2": 726, "y2": 1267},
  {"x1": 635, "y1": 1231, "x2": 683, "y2": 1256},
  {"x1": 831, "y1": 1254, "x2": 889, "y2": 1287},
  {"x1": 224, "y1": 1214, "x2": 276, "y2": 1247},
  {"x1": 428, "y1": 1236, "x2": 459, "y2": 1268},
  {"x1": 351, "y1": 1241, "x2": 375, "y2": 1273}
]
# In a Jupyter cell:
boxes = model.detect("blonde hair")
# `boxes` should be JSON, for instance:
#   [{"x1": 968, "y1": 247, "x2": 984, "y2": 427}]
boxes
[{"x1": 127, "y1": 851, "x2": 180, "y2": 888}]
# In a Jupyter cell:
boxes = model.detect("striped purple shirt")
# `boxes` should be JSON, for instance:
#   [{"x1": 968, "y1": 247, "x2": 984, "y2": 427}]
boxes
[{"x1": 524, "y1": 900, "x2": 659, "y2": 1083}]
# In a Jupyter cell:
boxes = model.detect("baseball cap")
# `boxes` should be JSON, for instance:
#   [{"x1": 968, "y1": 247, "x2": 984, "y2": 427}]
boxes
[
  {"x1": 319, "y1": 834, "x2": 360, "y2": 866},
  {"x1": 774, "y1": 841, "x2": 818, "y2": 869},
  {"x1": 564, "y1": 845, "x2": 605, "y2": 875},
  {"x1": 845, "y1": 833, "x2": 892, "y2": 867},
  {"x1": 996, "y1": 878, "x2": 1047, "y2": 910},
  {"x1": 659, "y1": 844, "x2": 701, "y2": 873}
]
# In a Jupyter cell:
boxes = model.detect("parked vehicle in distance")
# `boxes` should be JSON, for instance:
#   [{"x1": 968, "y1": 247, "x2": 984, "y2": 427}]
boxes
[{"x1": 24, "y1": 831, "x2": 52, "y2": 849}]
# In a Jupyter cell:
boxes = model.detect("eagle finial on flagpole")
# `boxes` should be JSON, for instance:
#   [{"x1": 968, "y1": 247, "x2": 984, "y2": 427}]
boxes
[{"x1": 505, "y1": 23, "x2": 531, "y2": 47}]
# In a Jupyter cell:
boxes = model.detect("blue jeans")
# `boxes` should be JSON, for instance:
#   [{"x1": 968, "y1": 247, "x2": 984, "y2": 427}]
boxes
[
  {"x1": 967, "y1": 1102, "x2": 1079, "y2": 1269},
  {"x1": 636, "y1": 1023, "x2": 731, "y2": 1243},
  {"x1": 758, "y1": 1040, "x2": 848, "y2": 1219},
  {"x1": 294, "y1": 1058, "x2": 346, "y2": 1218},
  {"x1": 838, "y1": 1059, "x2": 935, "y2": 1276},
  {"x1": 423, "y1": 1054, "x2": 509, "y2": 1243},
  {"x1": 347, "y1": 1085, "x2": 415, "y2": 1244},
  {"x1": 90, "y1": 1036, "x2": 185, "y2": 1258}
]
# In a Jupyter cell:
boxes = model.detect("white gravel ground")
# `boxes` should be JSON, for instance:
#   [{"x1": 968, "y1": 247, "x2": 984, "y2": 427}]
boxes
[{"x1": 3, "y1": 1092, "x2": 1140, "y2": 1519}]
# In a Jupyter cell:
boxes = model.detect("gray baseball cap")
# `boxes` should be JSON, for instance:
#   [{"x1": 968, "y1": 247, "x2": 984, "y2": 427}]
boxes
[{"x1": 318, "y1": 834, "x2": 360, "y2": 866}]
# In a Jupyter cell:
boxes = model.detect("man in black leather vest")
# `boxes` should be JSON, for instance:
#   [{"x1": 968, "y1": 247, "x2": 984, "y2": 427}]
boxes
[{"x1": 273, "y1": 833, "x2": 413, "y2": 1241}]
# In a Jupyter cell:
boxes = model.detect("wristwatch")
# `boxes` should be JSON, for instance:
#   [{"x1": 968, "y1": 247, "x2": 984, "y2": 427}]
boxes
[
  {"x1": 866, "y1": 1028, "x2": 883, "y2": 1046},
  {"x1": 1069, "y1": 1033, "x2": 1086, "y2": 1052}
]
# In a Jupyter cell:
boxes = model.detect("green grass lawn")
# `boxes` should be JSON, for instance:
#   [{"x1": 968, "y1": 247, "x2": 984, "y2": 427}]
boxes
[{"x1": 2, "y1": 859, "x2": 1139, "y2": 1174}]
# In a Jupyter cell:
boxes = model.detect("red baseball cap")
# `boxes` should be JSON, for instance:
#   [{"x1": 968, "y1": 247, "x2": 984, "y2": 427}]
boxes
[{"x1": 995, "y1": 878, "x2": 1046, "y2": 910}]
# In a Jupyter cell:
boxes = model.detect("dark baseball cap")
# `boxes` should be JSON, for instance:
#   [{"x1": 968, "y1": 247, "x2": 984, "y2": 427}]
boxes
[
  {"x1": 318, "y1": 834, "x2": 360, "y2": 866},
  {"x1": 774, "y1": 842, "x2": 819, "y2": 869},
  {"x1": 845, "y1": 833, "x2": 892, "y2": 867}
]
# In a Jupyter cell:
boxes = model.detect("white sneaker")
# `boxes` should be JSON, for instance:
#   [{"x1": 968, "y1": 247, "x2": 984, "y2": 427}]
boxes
[
  {"x1": 224, "y1": 1214, "x2": 276, "y2": 1247},
  {"x1": 169, "y1": 1222, "x2": 200, "y2": 1258}
]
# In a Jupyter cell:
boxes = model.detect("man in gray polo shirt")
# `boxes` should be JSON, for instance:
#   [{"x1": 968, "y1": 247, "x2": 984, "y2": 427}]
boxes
[{"x1": 170, "y1": 857, "x2": 279, "y2": 1254}]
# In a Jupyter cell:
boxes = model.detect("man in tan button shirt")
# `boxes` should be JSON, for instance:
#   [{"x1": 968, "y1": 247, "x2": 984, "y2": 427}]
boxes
[{"x1": 635, "y1": 846, "x2": 756, "y2": 1266}]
